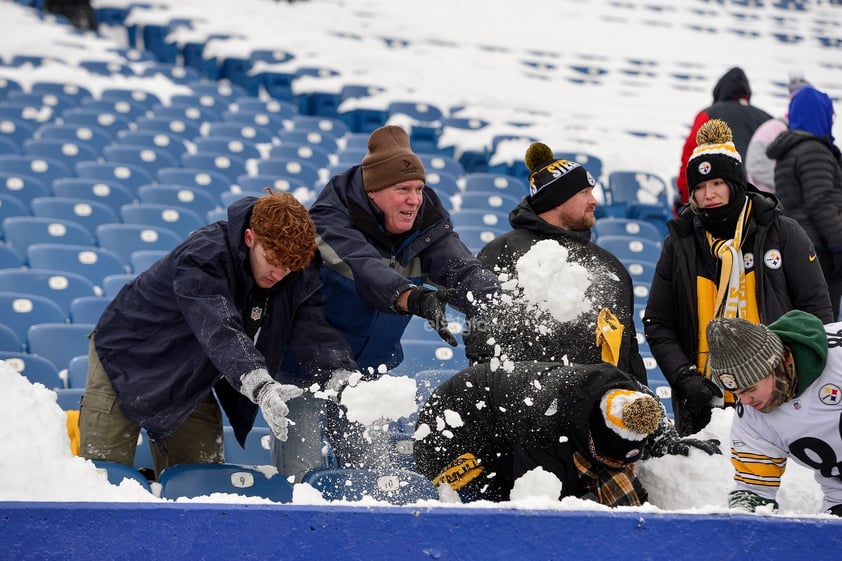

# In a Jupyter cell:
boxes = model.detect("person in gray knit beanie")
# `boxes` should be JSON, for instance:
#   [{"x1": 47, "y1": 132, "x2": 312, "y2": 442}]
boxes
[
  {"x1": 705, "y1": 310, "x2": 842, "y2": 517},
  {"x1": 706, "y1": 318, "x2": 784, "y2": 392}
]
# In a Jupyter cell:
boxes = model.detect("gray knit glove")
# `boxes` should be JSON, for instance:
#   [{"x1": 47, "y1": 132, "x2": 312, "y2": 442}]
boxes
[{"x1": 240, "y1": 369, "x2": 303, "y2": 441}]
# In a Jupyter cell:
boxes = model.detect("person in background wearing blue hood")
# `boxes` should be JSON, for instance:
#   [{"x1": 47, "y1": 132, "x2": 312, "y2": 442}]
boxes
[
  {"x1": 675, "y1": 67, "x2": 773, "y2": 213},
  {"x1": 273, "y1": 125, "x2": 500, "y2": 478},
  {"x1": 644, "y1": 119, "x2": 833, "y2": 437},
  {"x1": 79, "y1": 191, "x2": 360, "y2": 479},
  {"x1": 767, "y1": 85, "x2": 842, "y2": 319}
]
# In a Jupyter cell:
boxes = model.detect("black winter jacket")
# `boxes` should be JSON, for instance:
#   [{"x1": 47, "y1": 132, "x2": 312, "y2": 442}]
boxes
[
  {"x1": 413, "y1": 361, "x2": 650, "y2": 502},
  {"x1": 464, "y1": 199, "x2": 646, "y2": 384},
  {"x1": 94, "y1": 197, "x2": 357, "y2": 445},
  {"x1": 644, "y1": 190, "x2": 833, "y2": 414},
  {"x1": 767, "y1": 130, "x2": 842, "y2": 254}
]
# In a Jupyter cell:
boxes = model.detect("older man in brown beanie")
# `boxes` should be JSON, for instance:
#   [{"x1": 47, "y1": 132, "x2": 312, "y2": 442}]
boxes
[{"x1": 273, "y1": 125, "x2": 500, "y2": 480}]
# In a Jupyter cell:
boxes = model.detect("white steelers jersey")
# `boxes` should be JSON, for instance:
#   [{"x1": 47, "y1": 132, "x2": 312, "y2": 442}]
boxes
[{"x1": 730, "y1": 322, "x2": 842, "y2": 512}]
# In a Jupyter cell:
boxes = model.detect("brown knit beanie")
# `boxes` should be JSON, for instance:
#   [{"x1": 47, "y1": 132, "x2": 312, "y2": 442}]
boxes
[{"x1": 361, "y1": 125, "x2": 426, "y2": 192}]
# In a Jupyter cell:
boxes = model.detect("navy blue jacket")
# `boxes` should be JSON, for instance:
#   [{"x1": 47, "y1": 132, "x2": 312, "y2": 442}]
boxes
[
  {"x1": 306, "y1": 166, "x2": 499, "y2": 372},
  {"x1": 94, "y1": 197, "x2": 357, "y2": 445}
]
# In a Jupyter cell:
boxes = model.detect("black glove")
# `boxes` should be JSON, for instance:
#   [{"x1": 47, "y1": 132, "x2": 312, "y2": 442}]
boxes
[
  {"x1": 674, "y1": 370, "x2": 720, "y2": 436},
  {"x1": 648, "y1": 413, "x2": 722, "y2": 458},
  {"x1": 828, "y1": 504, "x2": 842, "y2": 517},
  {"x1": 406, "y1": 287, "x2": 458, "y2": 346}
]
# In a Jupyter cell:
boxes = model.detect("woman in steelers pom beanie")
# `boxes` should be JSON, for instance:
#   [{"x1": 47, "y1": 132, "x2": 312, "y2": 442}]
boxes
[{"x1": 645, "y1": 119, "x2": 833, "y2": 436}]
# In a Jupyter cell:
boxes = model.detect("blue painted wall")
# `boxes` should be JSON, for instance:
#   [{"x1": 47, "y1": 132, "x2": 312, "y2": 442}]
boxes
[{"x1": 2, "y1": 502, "x2": 841, "y2": 560}]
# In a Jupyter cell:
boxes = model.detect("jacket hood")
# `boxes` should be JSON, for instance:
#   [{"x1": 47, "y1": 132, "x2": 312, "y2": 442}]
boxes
[
  {"x1": 788, "y1": 86, "x2": 836, "y2": 143},
  {"x1": 766, "y1": 129, "x2": 832, "y2": 160},
  {"x1": 508, "y1": 197, "x2": 593, "y2": 243},
  {"x1": 712, "y1": 67, "x2": 751, "y2": 102}
]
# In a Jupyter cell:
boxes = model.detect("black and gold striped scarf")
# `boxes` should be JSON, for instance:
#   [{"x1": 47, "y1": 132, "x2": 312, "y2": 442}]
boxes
[{"x1": 706, "y1": 197, "x2": 753, "y2": 319}]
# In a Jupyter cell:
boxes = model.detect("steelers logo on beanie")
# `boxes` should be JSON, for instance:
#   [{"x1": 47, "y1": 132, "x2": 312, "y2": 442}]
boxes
[
  {"x1": 685, "y1": 119, "x2": 747, "y2": 196},
  {"x1": 525, "y1": 142, "x2": 596, "y2": 214}
]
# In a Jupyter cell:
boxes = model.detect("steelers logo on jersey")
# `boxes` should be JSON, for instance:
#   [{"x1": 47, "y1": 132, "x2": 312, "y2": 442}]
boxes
[{"x1": 819, "y1": 384, "x2": 842, "y2": 406}]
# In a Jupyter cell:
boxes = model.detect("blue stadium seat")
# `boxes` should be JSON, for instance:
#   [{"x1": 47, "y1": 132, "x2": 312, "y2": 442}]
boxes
[
  {"x1": 231, "y1": 97, "x2": 295, "y2": 120},
  {"x1": 30, "y1": 82, "x2": 93, "y2": 105},
  {"x1": 235, "y1": 175, "x2": 303, "y2": 194},
  {"x1": 289, "y1": 115, "x2": 350, "y2": 139},
  {"x1": 463, "y1": 172, "x2": 529, "y2": 195},
  {"x1": 594, "y1": 235, "x2": 662, "y2": 264},
  {"x1": 22, "y1": 138, "x2": 100, "y2": 173},
  {"x1": 137, "y1": 184, "x2": 220, "y2": 221},
  {"x1": 449, "y1": 209, "x2": 510, "y2": 231},
  {"x1": 256, "y1": 158, "x2": 321, "y2": 189},
  {"x1": 0, "y1": 155, "x2": 73, "y2": 190},
  {"x1": 0, "y1": 244, "x2": 23, "y2": 268},
  {"x1": 188, "y1": 80, "x2": 249, "y2": 102},
  {"x1": 51, "y1": 178, "x2": 137, "y2": 215},
  {"x1": 150, "y1": 103, "x2": 222, "y2": 126},
  {"x1": 222, "y1": 110, "x2": 285, "y2": 137},
  {"x1": 27, "y1": 322, "x2": 95, "y2": 372},
  {"x1": 157, "y1": 168, "x2": 234, "y2": 200},
  {"x1": 0, "y1": 290, "x2": 66, "y2": 345},
  {"x1": 92, "y1": 460, "x2": 152, "y2": 492},
  {"x1": 0, "y1": 136, "x2": 21, "y2": 156},
  {"x1": 158, "y1": 463, "x2": 293, "y2": 502},
  {"x1": 134, "y1": 116, "x2": 202, "y2": 141},
  {"x1": 606, "y1": 170, "x2": 669, "y2": 209},
  {"x1": 180, "y1": 152, "x2": 248, "y2": 183},
  {"x1": 55, "y1": 388, "x2": 85, "y2": 411},
  {"x1": 116, "y1": 130, "x2": 190, "y2": 161},
  {"x1": 193, "y1": 137, "x2": 261, "y2": 161},
  {"x1": 0, "y1": 268, "x2": 97, "y2": 318},
  {"x1": 0, "y1": 190, "x2": 30, "y2": 222},
  {"x1": 301, "y1": 468, "x2": 438, "y2": 504},
  {"x1": 34, "y1": 123, "x2": 114, "y2": 153},
  {"x1": 0, "y1": 77, "x2": 24, "y2": 101},
  {"x1": 99, "y1": 88, "x2": 162, "y2": 111},
  {"x1": 95, "y1": 223, "x2": 182, "y2": 264},
  {"x1": 389, "y1": 339, "x2": 470, "y2": 376},
  {"x1": 452, "y1": 191, "x2": 521, "y2": 213},
  {"x1": 425, "y1": 171, "x2": 460, "y2": 197},
  {"x1": 268, "y1": 144, "x2": 332, "y2": 170},
  {"x1": 60, "y1": 109, "x2": 133, "y2": 139},
  {"x1": 219, "y1": 191, "x2": 263, "y2": 209},
  {"x1": 170, "y1": 93, "x2": 229, "y2": 116},
  {"x1": 0, "y1": 351, "x2": 62, "y2": 388},
  {"x1": 0, "y1": 323, "x2": 23, "y2": 352},
  {"x1": 129, "y1": 249, "x2": 168, "y2": 274},
  {"x1": 120, "y1": 203, "x2": 204, "y2": 240},
  {"x1": 222, "y1": 426, "x2": 272, "y2": 466},
  {"x1": 0, "y1": 172, "x2": 49, "y2": 208},
  {"x1": 1, "y1": 216, "x2": 95, "y2": 261},
  {"x1": 276, "y1": 129, "x2": 340, "y2": 154},
  {"x1": 26, "y1": 243, "x2": 128, "y2": 289},
  {"x1": 79, "y1": 98, "x2": 148, "y2": 123},
  {"x1": 78, "y1": 59, "x2": 135, "y2": 77},
  {"x1": 141, "y1": 64, "x2": 202, "y2": 85},
  {"x1": 623, "y1": 260, "x2": 658, "y2": 285},
  {"x1": 103, "y1": 145, "x2": 180, "y2": 179},
  {"x1": 206, "y1": 122, "x2": 275, "y2": 144},
  {"x1": 69, "y1": 296, "x2": 112, "y2": 325},
  {"x1": 419, "y1": 153, "x2": 465, "y2": 179},
  {"x1": 67, "y1": 354, "x2": 88, "y2": 388},
  {"x1": 6, "y1": 90, "x2": 79, "y2": 118},
  {"x1": 593, "y1": 217, "x2": 663, "y2": 243},
  {"x1": 387, "y1": 101, "x2": 445, "y2": 124},
  {"x1": 31, "y1": 197, "x2": 120, "y2": 238},
  {"x1": 75, "y1": 161, "x2": 155, "y2": 194},
  {"x1": 0, "y1": 117, "x2": 37, "y2": 148},
  {"x1": 101, "y1": 273, "x2": 137, "y2": 297},
  {"x1": 454, "y1": 226, "x2": 507, "y2": 253}
]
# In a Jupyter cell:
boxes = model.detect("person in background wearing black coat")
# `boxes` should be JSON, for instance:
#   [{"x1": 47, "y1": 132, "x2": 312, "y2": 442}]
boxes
[
  {"x1": 464, "y1": 142, "x2": 646, "y2": 385},
  {"x1": 645, "y1": 119, "x2": 833, "y2": 437},
  {"x1": 674, "y1": 67, "x2": 772, "y2": 213},
  {"x1": 79, "y1": 191, "x2": 360, "y2": 479},
  {"x1": 767, "y1": 85, "x2": 842, "y2": 319},
  {"x1": 413, "y1": 361, "x2": 720, "y2": 506}
]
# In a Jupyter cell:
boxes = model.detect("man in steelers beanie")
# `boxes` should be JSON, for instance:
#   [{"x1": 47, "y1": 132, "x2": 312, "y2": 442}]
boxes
[
  {"x1": 465, "y1": 142, "x2": 647, "y2": 387},
  {"x1": 644, "y1": 119, "x2": 833, "y2": 436},
  {"x1": 414, "y1": 361, "x2": 720, "y2": 506},
  {"x1": 707, "y1": 310, "x2": 842, "y2": 516}
]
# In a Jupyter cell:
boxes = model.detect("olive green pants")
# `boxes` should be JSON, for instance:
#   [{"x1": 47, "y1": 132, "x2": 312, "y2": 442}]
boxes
[{"x1": 78, "y1": 338, "x2": 224, "y2": 479}]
